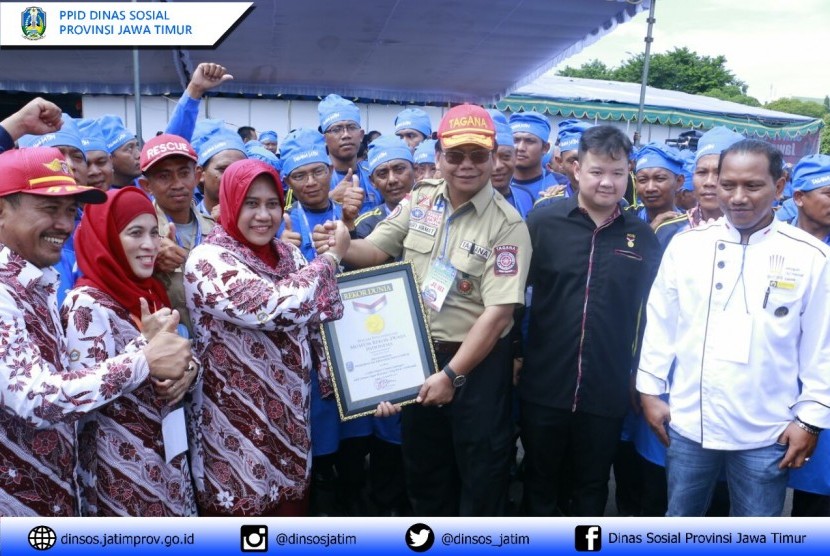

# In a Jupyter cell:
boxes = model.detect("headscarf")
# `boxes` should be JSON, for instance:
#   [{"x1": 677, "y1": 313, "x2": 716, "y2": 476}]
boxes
[
  {"x1": 75, "y1": 187, "x2": 170, "y2": 320},
  {"x1": 219, "y1": 159, "x2": 285, "y2": 267}
]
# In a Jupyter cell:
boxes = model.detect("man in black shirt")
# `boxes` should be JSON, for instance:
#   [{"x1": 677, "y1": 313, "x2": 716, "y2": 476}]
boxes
[{"x1": 519, "y1": 125, "x2": 661, "y2": 516}]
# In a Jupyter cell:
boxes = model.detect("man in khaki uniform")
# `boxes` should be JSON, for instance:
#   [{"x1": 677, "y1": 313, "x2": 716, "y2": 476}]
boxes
[
  {"x1": 140, "y1": 134, "x2": 215, "y2": 335},
  {"x1": 330, "y1": 104, "x2": 531, "y2": 516}
]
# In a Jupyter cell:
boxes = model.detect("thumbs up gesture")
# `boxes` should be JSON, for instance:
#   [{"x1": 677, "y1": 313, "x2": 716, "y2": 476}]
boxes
[
  {"x1": 154, "y1": 222, "x2": 188, "y2": 273},
  {"x1": 143, "y1": 310, "x2": 191, "y2": 381},
  {"x1": 341, "y1": 174, "x2": 364, "y2": 228},
  {"x1": 329, "y1": 168, "x2": 353, "y2": 204},
  {"x1": 139, "y1": 298, "x2": 177, "y2": 341},
  {"x1": 279, "y1": 212, "x2": 302, "y2": 248}
]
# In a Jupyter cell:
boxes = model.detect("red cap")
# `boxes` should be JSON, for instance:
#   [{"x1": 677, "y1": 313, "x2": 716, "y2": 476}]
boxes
[
  {"x1": 0, "y1": 147, "x2": 106, "y2": 203},
  {"x1": 437, "y1": 104, "x2": 495, "y2": 150},
  {"x1": 140, "y1": 133, "x2": 197, "y2": 173}
]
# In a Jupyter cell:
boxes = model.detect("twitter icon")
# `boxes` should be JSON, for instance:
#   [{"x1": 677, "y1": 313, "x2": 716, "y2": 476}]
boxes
[{"x1": 405, "y1": 523, "x2": 435, "y2": 552}]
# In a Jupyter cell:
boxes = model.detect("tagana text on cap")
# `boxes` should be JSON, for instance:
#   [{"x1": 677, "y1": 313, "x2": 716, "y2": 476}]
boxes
[
  {"x1": 140, "y1": 133, "x2": 198, "y2": 173},
  {"x1": 0, "y1": 147, "x2": 106, "y2": 204},
  {"x1": 438, "y1": 105, "x2": 495, "y2": 150}
]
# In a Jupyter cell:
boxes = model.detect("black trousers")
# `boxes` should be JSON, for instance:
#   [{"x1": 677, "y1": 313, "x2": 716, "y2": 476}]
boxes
[
  {"x1": 401, "y1": 337, "x2": 513, "y2": 516},
  {"x1": 520, "y1": 403, "x2": 623, "y2": 516}
]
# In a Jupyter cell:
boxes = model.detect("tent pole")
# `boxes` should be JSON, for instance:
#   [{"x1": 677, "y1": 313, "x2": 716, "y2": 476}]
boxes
[
  {"x1": 132, "y1": 0, "x2": 142, "y2": 143},
  {"x1": 635, "y1": 0, "x2": 657, "y2": 147}
]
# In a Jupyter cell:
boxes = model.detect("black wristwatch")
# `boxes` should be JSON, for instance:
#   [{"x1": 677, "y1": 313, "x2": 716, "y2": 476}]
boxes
[{"x1": 443, "y1": 365, "x2": 466, "y2": 388}]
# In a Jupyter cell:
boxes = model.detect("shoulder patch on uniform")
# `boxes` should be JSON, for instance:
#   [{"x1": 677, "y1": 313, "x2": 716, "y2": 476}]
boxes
[{"x1": 493, "y1": 245, "x2": 519, "y2": 276}]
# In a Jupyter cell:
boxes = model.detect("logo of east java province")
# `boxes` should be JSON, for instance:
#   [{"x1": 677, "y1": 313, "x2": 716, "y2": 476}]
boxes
[{"x1": 22, "y1": 6, "x2": 47, "y2": 40}]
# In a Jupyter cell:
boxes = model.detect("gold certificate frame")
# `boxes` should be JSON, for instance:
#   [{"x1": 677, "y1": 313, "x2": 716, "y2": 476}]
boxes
[{"x1": 321, "y1": 261, "x2": 438, "y2": 420}]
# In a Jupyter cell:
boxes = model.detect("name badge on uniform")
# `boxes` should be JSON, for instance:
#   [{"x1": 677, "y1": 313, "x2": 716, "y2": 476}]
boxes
[
  {"x1": 421, "y1": 259, "x2": 457, "y2": 312},
  {"x1": 709, "y1": 311, "x2": 752, "y2": 364}
]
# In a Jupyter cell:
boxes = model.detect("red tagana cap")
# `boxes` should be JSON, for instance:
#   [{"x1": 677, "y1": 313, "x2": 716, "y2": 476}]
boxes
[
  {"x1": 140, "y1": 133, "x2": 197, "y2": 172},
  {"x1": 0, "y1": 147, "x2": 105, "y2": 203},
  {"x1": 437, "y1": 104, "x2": 495, "y2": 150}
]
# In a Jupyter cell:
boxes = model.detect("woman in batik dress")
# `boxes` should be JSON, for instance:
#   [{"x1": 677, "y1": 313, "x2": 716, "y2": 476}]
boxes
[
  {"x1": 184, "y1": 159, "x2": 347, "y2": 516},
  {"x1": 62, "y1": 186, "x2": 198, "y2": 516}
]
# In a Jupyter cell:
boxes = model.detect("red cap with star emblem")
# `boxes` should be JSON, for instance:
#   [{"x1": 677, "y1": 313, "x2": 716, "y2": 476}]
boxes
[{"x1": 0, "y1": 147, "x2": 106, "y2": 203}]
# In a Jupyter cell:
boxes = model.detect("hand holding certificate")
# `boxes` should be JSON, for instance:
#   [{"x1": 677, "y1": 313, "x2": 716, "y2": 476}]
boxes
[{"x1": 320, "y1": 262, "x2": 438, "y2": 420}]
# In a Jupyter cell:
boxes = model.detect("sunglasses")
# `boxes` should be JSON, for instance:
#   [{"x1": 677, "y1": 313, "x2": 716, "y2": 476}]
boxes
[{"x1": 442, "y1": 149, "x2": 492, "y2": 165}]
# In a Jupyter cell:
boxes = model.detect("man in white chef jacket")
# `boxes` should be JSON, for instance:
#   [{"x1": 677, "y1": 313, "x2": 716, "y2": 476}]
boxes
[{"x1": 636, "y1": 138, "x2": 830, "y2": 517}]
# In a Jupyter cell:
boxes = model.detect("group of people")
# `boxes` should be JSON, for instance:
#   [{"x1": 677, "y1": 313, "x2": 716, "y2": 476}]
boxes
[{"x1": 0, "y1": 60, "x2": 828, "y2": 518}]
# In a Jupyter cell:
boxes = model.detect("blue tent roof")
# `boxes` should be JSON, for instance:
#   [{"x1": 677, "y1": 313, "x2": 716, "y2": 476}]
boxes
[{"x1": 0, "y1": 0, "x2": 648, "y2": 105}]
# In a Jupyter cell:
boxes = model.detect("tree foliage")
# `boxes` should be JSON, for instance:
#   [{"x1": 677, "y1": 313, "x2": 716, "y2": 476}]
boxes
[
  {"x1": 558, "y1": 47, "x2": 760, "y2": 105},
  {"x1": 764, "y1": 98, "x2": 826, "y2": 119}
]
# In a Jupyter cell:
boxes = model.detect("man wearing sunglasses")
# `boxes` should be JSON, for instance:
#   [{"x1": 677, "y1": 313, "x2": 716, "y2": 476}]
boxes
[{"x1": 326, "y1": 104, "x2": 531, "y2": 516}]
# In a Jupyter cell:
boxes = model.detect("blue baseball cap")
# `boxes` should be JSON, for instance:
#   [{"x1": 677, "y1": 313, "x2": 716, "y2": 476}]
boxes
[
  {"x1": 76, "y1": 118, "x2": 108, "y2": 154},
  {"x1": 367, "y1": 136, "x2": 413, "y2": 175},
  {"x1": 191, "y1": 119, "x2": 247, "y2": 167},
  {"x1": 792, "y1": 154, "x2": 830, "y2": 193},
  {"x1": 258, "y1": 130, "x2": 278, "y2": 143},
  {"x1": 97, "y1": 115, "x2": 134, "y2": 153},
  {"x1": 318, "y1": 94, "x2": 361, "y2": 132},
  {"x1": 394, "y1": 108, "x2": 431, "y2": 138},
  {"x1": 558, "y1": 119, "x2": 593, "y2": 152},
  {"x1": 414, "y1": 139, "x2": 436, "y2": 165},
  {"x1": 280, "y1": 128, "x2": 330, "y2": 177},
  {"x1": 635, "y1": 143, "x2": 685, "y2": 175},
  {"x1": 509, "y1": 112, "x2": 551, "y2": 143},
  {"x1": 695, "y1": 126, "x2": 744, "y2": 163},
  {"x1": 18, "y1": 114, "x2": 86, "y2": 160}
]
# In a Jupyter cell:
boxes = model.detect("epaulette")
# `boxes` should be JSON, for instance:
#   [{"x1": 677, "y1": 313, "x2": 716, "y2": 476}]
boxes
[
  {"x1": 533, "y1": 191, "x2": 564, "y2": 208},
  {"x1": 654, "y1": 214, "x2": 689, "y2": 233},
  {"x1": 412, "y1": 178, "x2": 443, "y2": 191},
  {"x1": 493, "y1": 193, "x2": 524, "y2": 225},
  {"x1": 354, "y1": 207, "x2": 382, "y2": 226}
]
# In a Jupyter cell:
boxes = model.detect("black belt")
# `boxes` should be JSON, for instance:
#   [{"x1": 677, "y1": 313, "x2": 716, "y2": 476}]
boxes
[{"x1": 432, "y1": 340, "x2": 462, "y2": 355}]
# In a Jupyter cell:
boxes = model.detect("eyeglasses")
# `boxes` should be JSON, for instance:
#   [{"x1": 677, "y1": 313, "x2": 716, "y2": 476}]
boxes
[
  {"x1": 289, "y1": 166, "x2": 329, "y2": 183},
  {"x1": 325, "y1": 124, "x2": 361, "y2": 135},
  {"x1": 442, "y1": 149, "x2": 492, "y2": 165}
]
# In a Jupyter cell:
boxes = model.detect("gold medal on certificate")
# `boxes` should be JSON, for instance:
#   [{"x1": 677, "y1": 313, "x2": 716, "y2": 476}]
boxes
[{"x1": 352, "y1": 295, "x2": 388, "y2": 335}]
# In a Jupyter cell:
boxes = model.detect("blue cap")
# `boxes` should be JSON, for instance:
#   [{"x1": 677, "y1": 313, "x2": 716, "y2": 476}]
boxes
[
  {"x1": 679, "y1": 149, "x2": 696, "y2": 191},
  {"x1": 97, "y1": 115, "x2": 134, "y2": 153},
  {"x1": 318, "y1": 94, "x2": 361, "y2": 132},
  {"x1": 191, "y1": 119, "x2": 247, "y2": 167},
  {"x1": 635, "y1": 143, "x2": 685, "y2": 175},
  {"x1": 280, "y1": 128, "x2": 330, "y2": 177},
  {"x1": 792, "y1": 154, "x2": 830, "y2": 193},
  {"x1": 18, "y1": 114, "x2": 86, "y2": 160},
  {"x1": 558, "y1": 119, "x2": 593, "y2": 152},
  {"x1": 76, "y1": 118, "x2": 108, "y2": 154},
  {"x1": 695, "y1": 126, "x2": 744, "y2": 163},
  {"x1": 542, "y1": 150, "x2": 553, "y2": 167},
  {"x1": 414, "y1": 139, "x2": 436, "y2": 165},
  {"x1": 367, "y1": 136, "x2": 413, "y2": 175},
  {"x1": 258, "y1": 130, "x2": 278, "y2": 143},
  {"x1": 487, "y1": 109, "x2": 508, "y2": 124},
  {"x1": 394, "y1": 108, "x2": 432, "y2": 138},
  {"x1": 245, "y1": 140, "x2": 282, "y2": 173},
  {"x1": 509, "y1": 112, "x2": 551, "y2": 142},
  {"x1": 495, "y1": 121, "x2": 514, "y2": 150}
]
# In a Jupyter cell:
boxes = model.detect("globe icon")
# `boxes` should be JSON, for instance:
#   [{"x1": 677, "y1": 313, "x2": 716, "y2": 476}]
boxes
[{"x1": 28, "y1": 526, "x2": 57, "y2": 551}]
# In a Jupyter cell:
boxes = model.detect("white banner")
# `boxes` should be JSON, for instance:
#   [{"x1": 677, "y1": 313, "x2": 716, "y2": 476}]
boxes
[{"x1": 1, "y1": 2, "x2": 252, "y2": 46}]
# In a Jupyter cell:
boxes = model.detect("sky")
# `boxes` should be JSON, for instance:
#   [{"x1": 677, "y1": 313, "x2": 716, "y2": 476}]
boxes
[{"x1": 547, "y1": 0, "x2": 830, "y2": 104}]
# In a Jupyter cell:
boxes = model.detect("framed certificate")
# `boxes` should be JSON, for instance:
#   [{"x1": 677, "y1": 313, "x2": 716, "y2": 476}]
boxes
[{"x1": 321, "y1": 261, "x2": 438, "y2": 420}]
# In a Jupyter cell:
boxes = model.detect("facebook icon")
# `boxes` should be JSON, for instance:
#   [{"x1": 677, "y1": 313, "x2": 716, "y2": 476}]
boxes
[{"x1": 575, "y1": 525, "x2": 602, "y2": 551}]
